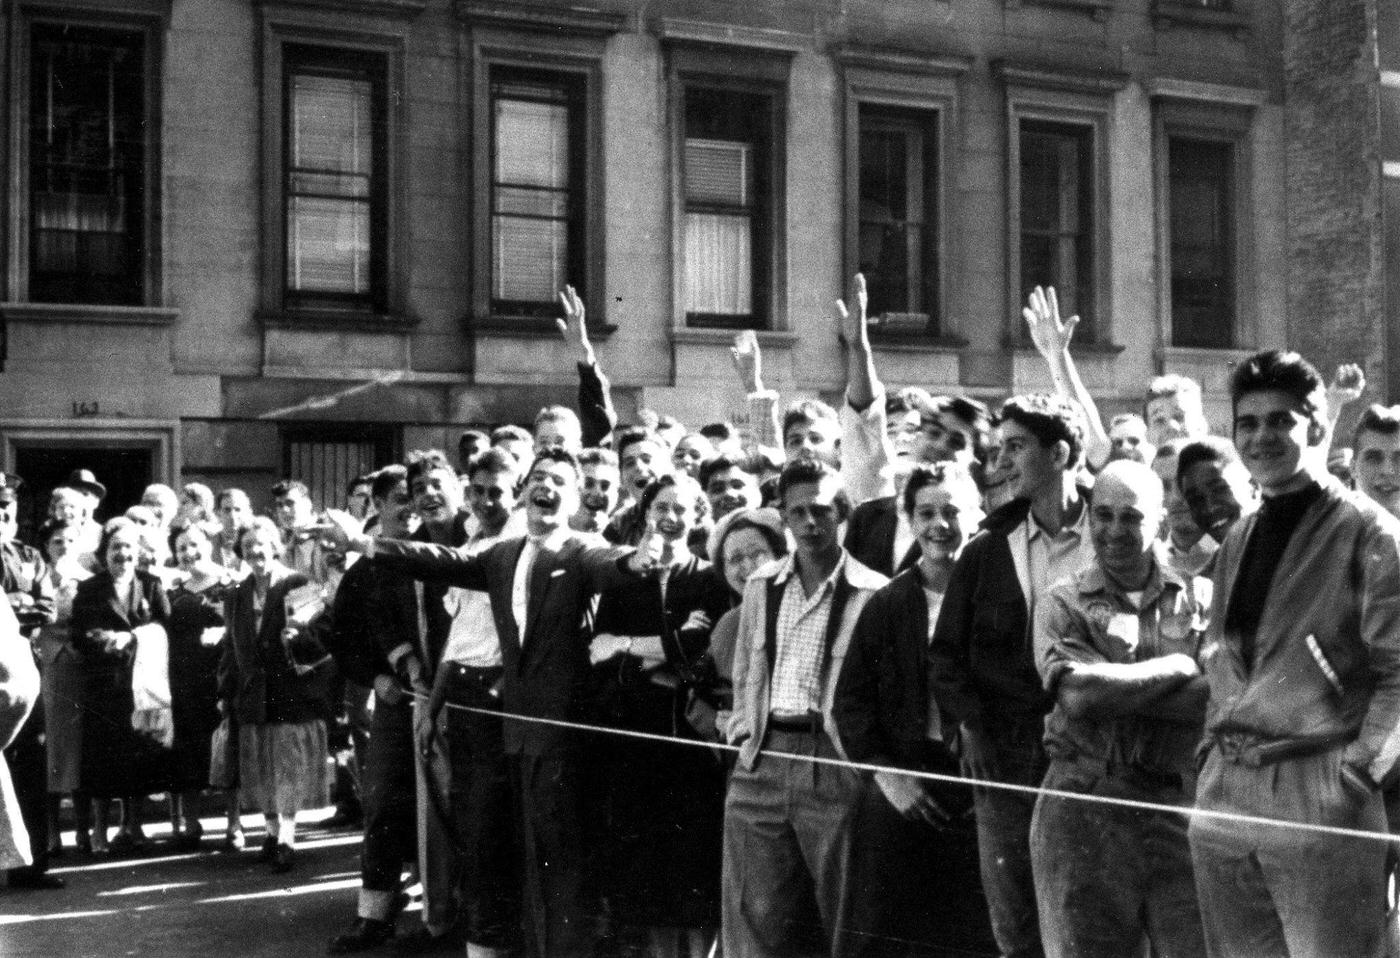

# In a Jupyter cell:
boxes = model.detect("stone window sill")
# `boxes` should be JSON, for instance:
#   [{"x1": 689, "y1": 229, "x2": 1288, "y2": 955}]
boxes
[{"x1": 0, "y1": 302, "x2": 179, "y2": 326}]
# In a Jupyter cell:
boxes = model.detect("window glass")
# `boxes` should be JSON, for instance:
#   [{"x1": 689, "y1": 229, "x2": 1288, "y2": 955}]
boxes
[{"x1": 29, "y1": 23, "x2": 147, "y2": 305}]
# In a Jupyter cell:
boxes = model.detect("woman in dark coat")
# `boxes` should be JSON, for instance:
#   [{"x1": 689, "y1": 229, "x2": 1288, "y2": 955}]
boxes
[
  {"x1": 70, "y1": 518, "x2": 173, "y2": 855},
  {"x1": 218, "y1": 516, "x2": 333, "y2": 873},
  {"x1": 165, "y1": 523, "x2": 237, "y2": 850},
  {"x1": 588, "y1": 474, "x2": 732, "y2": 958}
]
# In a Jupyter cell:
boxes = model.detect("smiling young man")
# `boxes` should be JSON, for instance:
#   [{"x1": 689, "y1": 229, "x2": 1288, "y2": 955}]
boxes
[
  {"x1": 319, "y1": 449, "x2": 650, "y2": 958},
  {"x1": 1175, "y1": 437, "x2": 1258, "y2": 548},
  {"x1": 722, "y1": 458, "x2": 887, "y2": 957},
  {"x1": 1352, "y1": 404, "x2": 1400, "y2": 519},
  {"x1": 928, "y1": 393, "x2": 1095, "y2": 958},
  {"x1": 1029, "y1": 460, "x2": 1209, "y2": 958},
  {"x1": 1187, "y1": 350, "x2": 1400, "y2": 958}
]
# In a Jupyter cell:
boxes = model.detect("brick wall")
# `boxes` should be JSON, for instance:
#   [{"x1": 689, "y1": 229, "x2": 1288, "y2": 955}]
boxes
[{"x1": 1283, "y1": 0, "x2": 1385, "y2": 409}]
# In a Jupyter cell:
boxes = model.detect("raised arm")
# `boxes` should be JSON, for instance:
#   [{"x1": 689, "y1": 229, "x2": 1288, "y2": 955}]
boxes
[
  {"x1": 1325, "y1": 363, "x2": 1365, "y2": 455},
  {"x1": 558, "y1": 285, "x2": 617, "y2": 447},
  {"x1": 1024, "y1": 286, "x2": 1110, "y2": 470},
  {"x1": 732, "y1": 331, "x2": 780, "y2": 451},
  {"x1": 837, "y1": 273, "x2": 895, "y2": 504}
]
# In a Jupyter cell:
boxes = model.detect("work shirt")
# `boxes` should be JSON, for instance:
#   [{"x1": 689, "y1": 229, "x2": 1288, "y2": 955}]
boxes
[{"x1": 1034, "y1": 552, "x2": 1209, "y2": 786}]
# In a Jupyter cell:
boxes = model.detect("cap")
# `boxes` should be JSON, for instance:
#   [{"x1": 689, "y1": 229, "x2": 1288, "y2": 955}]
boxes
[{"x1": 65, "y1": 469, "x2": 107, "y2": 501}]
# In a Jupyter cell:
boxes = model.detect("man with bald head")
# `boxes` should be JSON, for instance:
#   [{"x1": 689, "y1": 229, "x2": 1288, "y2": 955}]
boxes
[{"x1": 1029, "y1": 460, "x2": 1210, "y2": 958}]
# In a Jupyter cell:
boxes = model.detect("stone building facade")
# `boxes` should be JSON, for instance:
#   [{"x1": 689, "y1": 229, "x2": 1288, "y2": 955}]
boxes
[{"x1": 0, "y1": 0, "x2": 1371, "y2": 518}]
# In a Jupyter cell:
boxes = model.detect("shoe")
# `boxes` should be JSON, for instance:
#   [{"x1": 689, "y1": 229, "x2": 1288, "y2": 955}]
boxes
[
  {"x1": 107, "y1": 831, "x2": 149, "y2": 857},
  {"x1": 223, "y1": 828, "x2": 246, "y2": 853},
  {"x1": 75, "y1": 830, "x2": 93, "y2": 857},
  {"x1": 271, "y1": 843, "x2": 295, "y2": 874},
  {"x1": 173, "y1": 821, "x2": 205, "y2": 853},
  {"x1": 393, "y1": 926, "x2": 465, "y2": 954},
  {"x1": 7, "y1": 869, "x2": 66, "y2": 890},
  {"x1": 327, "y1": 917, "x2": 396, "y2": 954},
  {"x1": 258, "y1": 835, "x2": 277, "y2": 862},
  {"x1": 323, "y1": 804, "x2": 363, "y2": 830}
]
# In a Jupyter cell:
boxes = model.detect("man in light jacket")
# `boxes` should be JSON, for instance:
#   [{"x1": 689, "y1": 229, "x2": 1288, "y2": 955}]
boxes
[{"x1": 722, "y1": 458, "x2": 888, "y2": 956}]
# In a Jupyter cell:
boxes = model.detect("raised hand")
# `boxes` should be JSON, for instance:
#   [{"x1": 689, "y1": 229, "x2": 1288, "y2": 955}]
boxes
[
  {"x1": 1327, "y1": 363, "x2": 1366, "y2": 409},
  {"x1": 835, "y1": 273, "x2": 870, "y2": 349},
  {"x1": 555, "y1": 285, "x2": 594, "y2": 363},
  {"x1": 731, "y1": 329, "x2": 763, "y2": 394},
  {"x1": 1022, "y1": 286, "x2": 1079, "y2": 360}
]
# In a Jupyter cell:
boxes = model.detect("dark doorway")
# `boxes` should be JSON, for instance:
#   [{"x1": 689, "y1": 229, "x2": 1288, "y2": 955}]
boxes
[{"x1": 12, "y1": 445, "x2": 155, "y2": 547}]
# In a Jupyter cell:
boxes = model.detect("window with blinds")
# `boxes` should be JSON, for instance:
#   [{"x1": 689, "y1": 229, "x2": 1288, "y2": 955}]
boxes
[
  {"x1": 858, "y1": 105, "x2": 940, "y2": 331},
  {"x1": 283, "y1": 46, "x2": 386, "y2": 310},
  {"x1": 1168, "y1": 137, "x2": 1235, "y2": 348},
  {"x1": 682, "y1": 86, "x2": 772, "y2": 328},
  {"x1": 1019, "y1": 119, "x2": 1096, "y2": 341},
  {"x1": 490, "y1": 69, "x2": 584, "y2": 318},
  {"x1": 28, "y1": 23, "x2": 147, "y2": 305}
]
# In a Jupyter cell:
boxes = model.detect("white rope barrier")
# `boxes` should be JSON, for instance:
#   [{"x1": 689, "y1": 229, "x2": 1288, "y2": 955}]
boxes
[{"x1": 424, "y1": 694, "x2": 1400, "y2": 846}]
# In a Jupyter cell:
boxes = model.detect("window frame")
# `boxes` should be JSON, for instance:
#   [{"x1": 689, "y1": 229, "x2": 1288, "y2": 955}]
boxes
[
  {"x1": 1151, "y1": 93, "x2": 1258, "y2": 352},
  {"x1": 280, "y1": 44, "x2": 389, "y2": 314},
  {"x1": 257, "y1": 12, "x2": 409, "y2": 330},
  {"x1": 472, "y1": 55, "x2": 598, "y2": 330},
  {"x1": 1000, "y1": 64, "x2": 1123, "y2": 349},
  {"x1": 5, "y1": 3, "x2": 165, "y2": 308},
  {"x1": 666, "y1": 43, "x2": 790, "y2": 332},
  {"x1": 839, "y1": 50, "x2": 966, "y2": 343}
]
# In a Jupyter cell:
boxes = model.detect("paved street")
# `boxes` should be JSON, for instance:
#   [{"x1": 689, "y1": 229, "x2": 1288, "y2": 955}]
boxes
[
  {"x1": 0, "y1": 808, "x2": 999, "y2": 957},
  {"x1": 0, "y1": 812, "x2": 366, "y2": 958}
]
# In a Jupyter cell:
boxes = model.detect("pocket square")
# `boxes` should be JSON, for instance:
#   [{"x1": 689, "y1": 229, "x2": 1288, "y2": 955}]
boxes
[{"x1": 550, "y1": 569, "x2": 566, "y2": 578}]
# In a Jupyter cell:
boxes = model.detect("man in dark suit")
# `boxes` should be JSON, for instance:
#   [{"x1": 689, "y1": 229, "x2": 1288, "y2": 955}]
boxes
[
  {"x1": 844, "y1": 395, "x2": 990, "y2": 577},
  {"x1": 319, "y1": 449, "x2": 651, "y2": 958}
]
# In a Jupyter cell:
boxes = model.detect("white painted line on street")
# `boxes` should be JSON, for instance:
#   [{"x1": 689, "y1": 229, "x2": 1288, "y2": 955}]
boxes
[
  {"x1": 197, "y1": 876, "x2": 361, "y2": 904},
  {"x1": 98, "y1": 881, "x2": 209, "y2": 896}
]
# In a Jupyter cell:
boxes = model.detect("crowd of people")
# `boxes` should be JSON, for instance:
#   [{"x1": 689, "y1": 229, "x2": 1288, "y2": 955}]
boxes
[{"x1": 1, "y1": 276, "x2": 1399, "y2": 958}]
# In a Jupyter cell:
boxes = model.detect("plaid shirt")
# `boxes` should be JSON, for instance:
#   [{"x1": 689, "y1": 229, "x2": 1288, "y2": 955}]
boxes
[{"x1": 769, "y1": 554, "x2": 845, "y2": 716}]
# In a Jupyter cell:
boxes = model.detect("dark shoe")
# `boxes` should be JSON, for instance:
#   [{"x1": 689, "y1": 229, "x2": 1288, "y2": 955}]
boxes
[
  {"x1": 328, "y1": 917, "x2": 396, "y2": 954},
  {"x1": 8, "y1": 869, "x2": 66, "y2": 890},
  {"x1": 74, "y1": 830, "x2": 93, "y2": 857},
  {"x1": 322, "y1": 804, "x2": 363, "y2": 830},
  {"x1": 107, "y1": 831, "x2": 148, "y2": 857},
  {"x1": 271, "y1": 843, "x2": 295, "y2": 874},
  {"x1": 223, "y1": 828, "x2": 246, "y2": 853},
  {"x1": 258, "y1": 834, "x2": 277, "y2": 862},
  {"x1": 393, "y1": 926, "x2": 464, "y2": 954},
  {"x1": 173, "y1": 822, "x2": 205, "y2": 853}
]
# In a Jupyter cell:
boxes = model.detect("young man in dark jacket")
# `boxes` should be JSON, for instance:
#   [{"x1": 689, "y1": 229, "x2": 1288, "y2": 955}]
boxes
[{"x1": 928, "y1": 394, "x2": 1095, "y2": 958}]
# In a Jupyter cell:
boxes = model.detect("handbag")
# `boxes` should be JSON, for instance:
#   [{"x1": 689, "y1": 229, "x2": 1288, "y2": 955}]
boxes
[{"x1": 209, "y1": 715, "x2": 235, "y2": 789}]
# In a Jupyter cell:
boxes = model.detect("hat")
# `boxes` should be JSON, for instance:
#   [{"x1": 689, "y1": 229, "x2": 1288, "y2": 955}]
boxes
[
  {"x1": 65, "y1": 469, "x2": 107, "y2": 501},
  {"x1": 706, "y1": 506, "x2": 785, "y2": 566},
  {"x1": 0, "y1": 473, "x2": 20, "y2": 505}
]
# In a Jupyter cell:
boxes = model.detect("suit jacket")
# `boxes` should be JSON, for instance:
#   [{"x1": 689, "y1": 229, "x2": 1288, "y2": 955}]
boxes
[
  {"x1": 1, "y1": 540, "x2": 55, "y2": 636},
  {"x1": 843, "y1": 495, "x2": 919, "y2": 579},
  {"x1": 370, "y1": 534, "x2": 637, "y2": 757},
  {"x1": 219, "y1": 566, "x2": 333, "y2": 726},
  {"x1": 328, "y1": 558, "x2": 395, "y2": 690},
  {"x1": 724, "y1": 553, "x2": 888, "y2": 771}
]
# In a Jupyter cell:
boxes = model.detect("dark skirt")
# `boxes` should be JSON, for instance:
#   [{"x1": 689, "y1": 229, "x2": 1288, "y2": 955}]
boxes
[{"x1": 78, "y1": 659, "x2": 171, "y2": 798}]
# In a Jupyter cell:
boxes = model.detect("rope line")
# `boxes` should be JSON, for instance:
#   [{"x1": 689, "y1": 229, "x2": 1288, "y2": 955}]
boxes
[{"x1": 422, "y1": 693, "x2": 1400, "y2": 846}]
